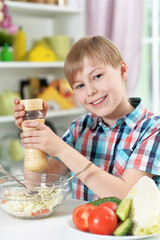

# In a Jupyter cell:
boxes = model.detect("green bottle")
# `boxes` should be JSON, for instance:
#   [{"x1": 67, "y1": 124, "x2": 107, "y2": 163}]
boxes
[{"x1": 1, "y1": 43, "x2": 13, "y2": 61}]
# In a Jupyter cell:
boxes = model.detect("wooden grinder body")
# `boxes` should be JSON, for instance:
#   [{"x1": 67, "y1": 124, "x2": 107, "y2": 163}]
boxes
[{"x1": 20, "y1": 99, "x2": 48, "y2": 172}]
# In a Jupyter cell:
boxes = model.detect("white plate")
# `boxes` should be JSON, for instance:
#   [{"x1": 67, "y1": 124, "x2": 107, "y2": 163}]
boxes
[{"x1": 66, "y1": 218, "x2": 159, "y2": 240}]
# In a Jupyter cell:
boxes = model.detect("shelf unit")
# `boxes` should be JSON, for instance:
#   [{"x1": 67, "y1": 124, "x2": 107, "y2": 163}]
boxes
[
  {"x1": 0, "y1": 0, "x2": 85, "y2": 137},
  {"x1": 7, "y1": 0, "x2": 82, "y2": 15},
  {"x1": 0, "y1": 108, "x2": 85, "y2": 124},
  {"x1": 0, "y1": 61, "x2": 64, "y2": 68}
]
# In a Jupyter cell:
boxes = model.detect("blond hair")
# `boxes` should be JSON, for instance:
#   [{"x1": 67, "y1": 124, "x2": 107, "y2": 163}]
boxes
[{"x1": 64, "y1": 35, "x2": 123, "y2": 86}]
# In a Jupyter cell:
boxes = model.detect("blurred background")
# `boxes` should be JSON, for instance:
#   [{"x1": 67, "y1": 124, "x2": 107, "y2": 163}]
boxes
[{"x1": 0, "y1": 0, "x2": 159, "y2": 174}]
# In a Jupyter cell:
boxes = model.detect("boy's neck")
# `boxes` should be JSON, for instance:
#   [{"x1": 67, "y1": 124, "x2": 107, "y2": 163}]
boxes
[{"x1": 102, "y1": 99, "x2": 135, "y2": 127}]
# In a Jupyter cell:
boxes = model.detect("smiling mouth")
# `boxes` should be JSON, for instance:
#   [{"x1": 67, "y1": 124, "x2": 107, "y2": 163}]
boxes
[{"x1": 91, "y1": 96, "x2": 106, "y2": 105}]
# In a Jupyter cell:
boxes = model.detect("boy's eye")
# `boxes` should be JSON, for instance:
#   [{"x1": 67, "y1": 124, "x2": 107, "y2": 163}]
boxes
[
  {"x1": 94, "y1": 74, "x2": 102, "y2": 80},
  {"x1": 75, "y1": 83, "x2": 84, "y2": 89}
]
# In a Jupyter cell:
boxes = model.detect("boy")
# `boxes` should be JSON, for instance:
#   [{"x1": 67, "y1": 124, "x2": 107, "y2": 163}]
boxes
[{"x1": 14, "y1": 36, "x2": 160, "y2": 201}]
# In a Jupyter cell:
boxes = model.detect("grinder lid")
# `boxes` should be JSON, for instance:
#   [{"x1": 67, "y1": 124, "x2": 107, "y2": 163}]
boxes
[{"x1": 20, "y1": 99, "x2": 43, "y2": 111}]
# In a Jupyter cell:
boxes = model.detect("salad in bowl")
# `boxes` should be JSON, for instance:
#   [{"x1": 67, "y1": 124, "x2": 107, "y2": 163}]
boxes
[{"x1": 0, "y1": 173, "x2": 70, "y2": 219}]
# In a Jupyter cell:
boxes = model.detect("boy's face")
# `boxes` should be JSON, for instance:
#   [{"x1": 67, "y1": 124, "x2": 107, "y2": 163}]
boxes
[{"x1": 73, "y1": 57, "x2": 132, "y2": 126}]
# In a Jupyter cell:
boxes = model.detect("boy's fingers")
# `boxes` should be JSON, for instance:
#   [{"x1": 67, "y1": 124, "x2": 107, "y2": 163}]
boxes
[
  {"x1": 14, "y1": 98, "x2": 20, "y2": 104},
  {"x1": 15, "y1": 118, "x2": 23, "y2": 128},
  {"x1": 43, "y1": 101, "x2": 48, "y2": 110},
  {"x1": 13, "y1": 103, "x2": 25, "y2": 112},
  {"x1": 43, "y1": 102, "x2": 48, "y2": 118},
  {"x1": 21, "y1": 130, "x2": 41, "y2": 138},
  {"x1": 23, "y1": 121, "x2": 44, "y2": 130},
  {"x1": 15, "y1": 117, "x2": 23, "y2": 124},
  {"x1": 13, "y1": 111, "x2": 25, "y2": 120}
]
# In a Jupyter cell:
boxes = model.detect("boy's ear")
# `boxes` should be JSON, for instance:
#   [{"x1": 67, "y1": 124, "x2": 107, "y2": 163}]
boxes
[{"x1": 121, "y1": 61, "x2": 128, "y2": 80}]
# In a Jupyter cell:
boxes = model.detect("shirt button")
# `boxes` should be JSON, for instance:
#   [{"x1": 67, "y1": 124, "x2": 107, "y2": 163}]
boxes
[
  {"x1": 100, "y1": 165, "x2": 104, "y2": 170},
  {"x1": 93, "y1": 195, "x2": 99, "y2": 201},
  {"x1": 99, "y1": 122, "x2": 102, "y2": 126}
]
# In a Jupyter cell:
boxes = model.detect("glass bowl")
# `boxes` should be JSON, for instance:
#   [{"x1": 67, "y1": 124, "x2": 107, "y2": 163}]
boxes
[{"x1": 0, "y1": 173, "x2": 70, "y2": 219}]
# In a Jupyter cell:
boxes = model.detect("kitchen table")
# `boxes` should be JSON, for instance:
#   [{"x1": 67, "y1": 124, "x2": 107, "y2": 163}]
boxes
[
  {"x1": 0, "y1": 195, "x2": 159, "y2": 240},
  {"x1": 0, "y1": 195, "x2": 86, "y2": 240}
]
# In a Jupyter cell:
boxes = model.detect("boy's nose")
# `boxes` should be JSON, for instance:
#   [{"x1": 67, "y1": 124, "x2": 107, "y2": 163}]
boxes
[{"x1": 87, "y1": 85, "x2": 98, "y2": 96}]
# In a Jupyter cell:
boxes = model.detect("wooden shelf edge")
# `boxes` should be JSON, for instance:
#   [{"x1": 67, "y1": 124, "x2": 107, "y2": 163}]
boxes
[
  {"x1": 0, "y1": 108, "x2": 85, "y2": 123},
  {"x1": 7, "y1": 1, "x2": 82, "y2": 14},
  {"x1": 0, "y1": 61, "x2": 64, "y2": 68}
]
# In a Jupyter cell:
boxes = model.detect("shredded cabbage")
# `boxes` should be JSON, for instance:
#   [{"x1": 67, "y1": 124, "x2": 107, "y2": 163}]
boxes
[
  {"x1": 127, "y1": 176, "x2": 160, "y2": 236},
  {"x1": 1, "y1": 187, "x2": 64, "y2": 218}
]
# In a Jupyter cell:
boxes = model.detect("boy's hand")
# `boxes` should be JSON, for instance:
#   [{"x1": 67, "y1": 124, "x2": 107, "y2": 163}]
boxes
[
  {"x1": 13, "y1": 98, "x2": 25, "y2": 129},
  {"x1": 20, "y1": 121, "x2": 63, "y2": 157},
  {"x1": 23, "y1": 157, "x2": 69, "y2": 189},
  {"x1": 42, "y1": 101, "x2": 48, "y2": 119},
  {"x1": 13, "y1": 98, "x2": 49, "y2": 129}
]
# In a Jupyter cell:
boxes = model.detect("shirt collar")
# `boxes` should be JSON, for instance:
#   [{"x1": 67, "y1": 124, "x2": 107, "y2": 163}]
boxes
[
  {"x1": 87, "y1": 113, "x2": 100, "y2": 129},
  {"x1": 116, "y1": 98, "x2": 148, "y2": 129},
  {"x1": 87, "y1": 98, "x2": 148, "y2": 130}
]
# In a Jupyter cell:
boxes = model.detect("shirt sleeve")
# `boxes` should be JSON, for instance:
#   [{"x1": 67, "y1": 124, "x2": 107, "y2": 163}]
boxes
[
  {"x1": 126, "y1": 129, "x2": 160, "y2": 175},
  {"x1": 53, "y1": 121, "x2": 76, "y2": 162},
  {"x1": 62, "y1": 120, "x2": 76, "y2": 148}
]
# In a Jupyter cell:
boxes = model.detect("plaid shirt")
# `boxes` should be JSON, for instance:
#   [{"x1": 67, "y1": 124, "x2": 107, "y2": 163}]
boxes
[{"x1": 62, "y1": 98, "x2": 160, "y2": 201}]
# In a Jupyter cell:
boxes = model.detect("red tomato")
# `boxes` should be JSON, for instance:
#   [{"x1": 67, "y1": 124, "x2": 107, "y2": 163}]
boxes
[
  {"x1": 88, "y1": 205, "x2": 118, "y2": 235},
  {"x1": 31, "y1": 209, "x2": 49, "y2": 217},
  {"x1": 72, "y1": 204, "x2": 96, "y2": 232},
  {"x1": 100, "y1": 202, "x2": 118, "y2": 212}
]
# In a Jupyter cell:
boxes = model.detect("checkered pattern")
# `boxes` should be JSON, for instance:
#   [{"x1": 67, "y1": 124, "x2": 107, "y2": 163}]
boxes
[{"x1": 62, "y1": 98, "x2": 160, "y2": 201}]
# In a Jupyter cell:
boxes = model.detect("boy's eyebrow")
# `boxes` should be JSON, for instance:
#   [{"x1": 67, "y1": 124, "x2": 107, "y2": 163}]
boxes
[
  {"x1": 73, "y1": 79, "x2": 82, "y2": 86},
  {"x1": 73, "y1": 67, "x2": 104, "y2": 84},
  {"x1": 73, "y1": 80, "x2": 81, "y2": 84},
  {"x1": 88, "y1": 67, "x2": 104, "y2": 76},
  {"x1": 87, "y1": 68, "x2": 98, "y2": 77}
]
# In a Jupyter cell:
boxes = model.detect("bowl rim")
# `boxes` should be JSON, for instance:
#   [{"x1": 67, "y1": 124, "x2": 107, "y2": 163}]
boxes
[
  {"x1": 0, "y1": 173, "x2": 70, "y2": 201},
  {"x1": 0, "y1": 173, "x2": 69, "y2": 183}
]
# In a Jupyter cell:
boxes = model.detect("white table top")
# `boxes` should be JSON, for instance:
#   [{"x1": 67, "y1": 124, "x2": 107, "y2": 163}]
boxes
[
  {"x1": 0, "y1": 195, "x2": 88, "y2": 240},
  {"x1": 0, "y1": 195, "x2": 159, "y2": 240}
]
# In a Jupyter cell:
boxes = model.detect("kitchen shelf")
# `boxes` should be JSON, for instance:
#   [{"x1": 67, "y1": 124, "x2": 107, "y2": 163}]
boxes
[
  {"x1": 0, "y1": 108, "x2": 85, "y2": 123},
  {"x1": 0, "y1": 0, "x2": 85, "y2": 137},
  {"x1": 7, "y1": 1, "x2": 82, "y2": 16},
  {"x1": 0, "y1": 61, "x2": 64, "y2": 69}
]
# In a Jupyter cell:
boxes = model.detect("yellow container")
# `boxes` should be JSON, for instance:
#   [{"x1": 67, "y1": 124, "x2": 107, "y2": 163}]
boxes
[
  {"x1": 13, "y1": 26, "x2": 27, "y2": 61},
  {"x1": 29, "y1": 45, "x2": 56, "y2": 62}
]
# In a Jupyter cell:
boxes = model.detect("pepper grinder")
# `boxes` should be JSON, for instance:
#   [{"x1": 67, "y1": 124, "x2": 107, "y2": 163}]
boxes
[{"x1": 20, "y1": 99, "x2": 48, "y2": 172}]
